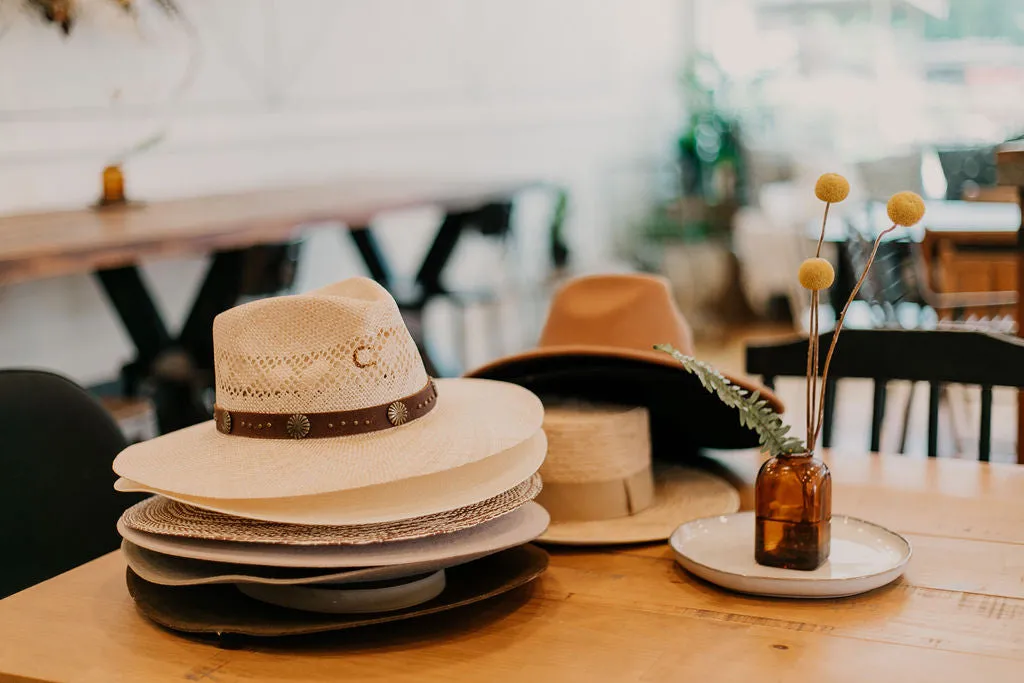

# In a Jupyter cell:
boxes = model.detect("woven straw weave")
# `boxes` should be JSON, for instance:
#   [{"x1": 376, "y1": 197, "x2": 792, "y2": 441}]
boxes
[
  {"x1": 540, "y1": 402, "x2": 651, "y2": 482},
  {"x1": 214, "y1": 278, "x2": 427, "y2": 413},
  {"x1": 121, "y1": 474, "x2": 542, "y2": 546}
]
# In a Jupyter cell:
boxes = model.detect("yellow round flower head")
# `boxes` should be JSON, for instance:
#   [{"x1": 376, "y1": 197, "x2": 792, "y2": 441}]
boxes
[
  {"x1": 815, "y1": 173, "x2": 850, "y2": 203},
  {"x1": 798, "y1": 257, "x2": 835, "y2": 291},
  {"x1": 887, "y1": 191, "x2": 925, "y2": 227}
]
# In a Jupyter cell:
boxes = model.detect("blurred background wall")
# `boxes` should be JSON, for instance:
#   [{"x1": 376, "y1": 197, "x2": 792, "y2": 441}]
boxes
[{"x1": 0, "y1": 0, "x2": 685, "y2": 384}]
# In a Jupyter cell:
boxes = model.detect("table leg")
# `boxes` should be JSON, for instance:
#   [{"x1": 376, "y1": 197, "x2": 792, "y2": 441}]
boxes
[
  {"x1": 94, "y1": 266, "x2": 171, "y2": 396},
  {"x1": 178, "y1": 249, "x2": 247, "y2": 373},
  {"x1": 95, "y1": 250, "x2": 249, "y2": 433},
  {"x1": 348, "y1": 227, "x2": 393, "y2": 289},
  {"x1": 346, "y1": 201, "x2": 514, "y2": 378}
]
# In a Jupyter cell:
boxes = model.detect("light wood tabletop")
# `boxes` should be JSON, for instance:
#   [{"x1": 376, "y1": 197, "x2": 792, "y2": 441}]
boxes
[
  {"x1": 0, "y1": 178, "x2": 531, "y2": 284},
  {"x1": 0, "y1": 450, "x2": 1022, "y2": 683}
]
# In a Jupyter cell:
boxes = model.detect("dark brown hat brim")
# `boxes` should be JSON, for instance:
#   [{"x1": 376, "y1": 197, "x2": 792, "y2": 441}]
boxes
[
  {"x1": 127, "y1": 544, "x2": 548, "y2": 637},
  {"x1": 468, "y1": 351, "x2": 781, "y2": 452}
]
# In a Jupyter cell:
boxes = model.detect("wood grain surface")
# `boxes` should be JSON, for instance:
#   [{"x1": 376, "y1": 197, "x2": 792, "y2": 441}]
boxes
[
  {"x1": 0, "y1": 179, "x2": 532, "y2": 284},
  {"x1": 0, "y1": 450, "x2": 1021, "y2": 682}
]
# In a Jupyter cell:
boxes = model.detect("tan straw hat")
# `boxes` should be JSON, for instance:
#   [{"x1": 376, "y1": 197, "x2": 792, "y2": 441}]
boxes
[
  {"x1": 117, "y1": 501, "x2": 550, "y2": 568},
  {"x1": 536, "y1": 402, "x2": 739, "y2": 545},
  {"x1": 112, "y1": 277, "x2": 543, "y2": 499},
  {"x1": 468, "y1": 273, "x2": 782, "y2": 452},
  {"x1": 113, "y1": 430, "x2": 546, "y2": 526},
  {"x1": 120, "y1": 473, "x2": 542, "y2": 546}
]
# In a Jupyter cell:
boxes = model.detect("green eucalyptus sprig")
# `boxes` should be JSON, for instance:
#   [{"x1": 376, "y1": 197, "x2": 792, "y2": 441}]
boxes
[{"x1": 655, "y1": 344, "x2": 806, "y2": 457}]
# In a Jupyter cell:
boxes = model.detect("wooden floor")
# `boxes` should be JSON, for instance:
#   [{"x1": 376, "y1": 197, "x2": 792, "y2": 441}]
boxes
[{"x1": 694, "y1": 325, "x2": 1020, "y2": 464}]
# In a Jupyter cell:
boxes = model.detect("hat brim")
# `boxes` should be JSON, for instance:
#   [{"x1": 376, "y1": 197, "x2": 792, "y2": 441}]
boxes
[
  {"x1": 538, "y1": 465, "x2": 740, "y2": 546},
  {"x1": 120, "y1": 474, "x2": 542, "y2": 546},
  {"x1": 114, "y1": 430, "x2": 546, "y2": 526},
  {"x1": 122, "y1": 540, "x2": 515, "y2": 588},
  {"x1": 468, "y1": 347, "x2": 781, "y2": 451},
  {"x1": 126, "y1": 544, "x2": 549, "y2": 637},
  {"x1": 113, "y1": 378, "x2": 543, "y2": 499},
  {"x1": 117, "y1": 501, "x2": 550, "y2": 568}
]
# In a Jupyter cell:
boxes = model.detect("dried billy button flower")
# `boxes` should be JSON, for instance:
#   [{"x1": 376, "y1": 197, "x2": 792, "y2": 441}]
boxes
[
  {"x1": 814, "y1": 173, "x2": 850, "y2": 204},
  {"x1": 798, "y1": 257, "x2": 835, "y2": 291},
  {"x1": 886, "y1": 191, "x2": 926, "y2": 227}
]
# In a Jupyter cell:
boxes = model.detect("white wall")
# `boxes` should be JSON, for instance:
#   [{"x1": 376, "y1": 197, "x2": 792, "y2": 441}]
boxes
[{"x1": 0, "y1": 0, "x2": 685, "y2": 384}]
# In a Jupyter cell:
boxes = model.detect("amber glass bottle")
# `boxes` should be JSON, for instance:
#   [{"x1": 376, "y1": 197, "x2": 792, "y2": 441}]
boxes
[
  {"x1": 755, "y1": 453, "x2": 831, "y2": 571},
  {"x1": 102, "y1": 165, "x2": 126, "y2": 204}
]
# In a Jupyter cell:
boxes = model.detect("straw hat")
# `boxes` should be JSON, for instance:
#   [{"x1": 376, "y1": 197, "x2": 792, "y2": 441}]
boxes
[
  {"x1": 468, "y1": 273, "x2": 782, "y2": 451},
  {"x1": 126, "y1": 544, "x2": 549, "y2": 637},
  {"x1": 121, "y1": 541, "x2": 513, "y2": 588},
  {"x1": 536, "y1": 402, "x2": 739, "y2": 545},
  {"x1": 112, "y1": 277, "x2": 543, "y2": 499},
  {"x1": 120, "y1": 473, "x2": 542, "y2": 546},
  {"x1": 113, "y1": 430, "x2": 546, "y2": 526},
  {"x1": 117, "y1": 501, "x2": 550, "y2": 568}
]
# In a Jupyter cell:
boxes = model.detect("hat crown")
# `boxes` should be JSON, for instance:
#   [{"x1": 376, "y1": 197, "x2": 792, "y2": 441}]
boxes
[
  {"x1": 212, "y1": 277, "x2": 428, "y2": 413},
  {"x1": 537, "y1": 274, "x2": 695, "y2": 355},
  {"x1": 540, "y1": 402, "x2": 651, "y2": 484}
]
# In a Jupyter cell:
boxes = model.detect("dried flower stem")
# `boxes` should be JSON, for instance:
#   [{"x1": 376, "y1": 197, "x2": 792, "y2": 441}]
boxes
[
  {"x1": 812, "y1": 224, "x2": 897, "y2": 444},
  {"x1": 805, "y1": 293, "x2": 815, "y2": 446},
  {"x1": 804, "y1": 201, "x2": 830, "y2": 449},
  {"x1": 810, "y1": 290, "x2": 820, "y2": 448},
  {"x1": 815, "y1": 203, "x2": 831, "y2": 257}
]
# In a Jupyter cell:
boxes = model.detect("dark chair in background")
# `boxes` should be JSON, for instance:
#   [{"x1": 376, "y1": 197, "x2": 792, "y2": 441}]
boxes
[
  {"x1": 938, "y1": 147, "x2": 999, "y2": 200},
  {"x1": 746, "y1": 328, "x2": 1024, "y2": 462},
  {"x1": 0, "y1": 370, "x2": 143, "y2": 598}
]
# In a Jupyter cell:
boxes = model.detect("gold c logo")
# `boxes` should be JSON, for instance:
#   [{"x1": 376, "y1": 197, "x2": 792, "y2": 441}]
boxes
[{"x1": 352, "y1": 345, "x2": 377, "y2": 368}]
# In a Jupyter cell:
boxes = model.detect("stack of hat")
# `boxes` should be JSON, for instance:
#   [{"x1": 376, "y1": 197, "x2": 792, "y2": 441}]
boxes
[
  {"x1": 111, "y1": 278, "x2": 549, "y2": 637},
  {"x1": 469, "y1": 273, "x2": 785, "y2": 545}
]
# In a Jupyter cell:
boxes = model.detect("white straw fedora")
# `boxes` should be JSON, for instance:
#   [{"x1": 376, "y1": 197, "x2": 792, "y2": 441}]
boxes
[
  {"x1": 113, "y1": 430, "x2": 546, "y2": 526},
  {"x1": 112, "y1": 277, "x2": 544, "y2": 499},
  {"x1": 536, "y1": 402, "x2": 739, "y2": 545}
]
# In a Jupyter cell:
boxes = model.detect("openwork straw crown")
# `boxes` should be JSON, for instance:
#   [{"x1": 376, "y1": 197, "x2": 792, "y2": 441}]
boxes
[{"x1": 213, "y1": 278, "x2": 428, "y2": 415}]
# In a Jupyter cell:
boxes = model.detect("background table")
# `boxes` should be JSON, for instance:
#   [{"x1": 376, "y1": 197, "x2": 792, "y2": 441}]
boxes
[
  {"x1": 0, "y1": 450, "x2": 1020, "y2": 682},
  {"x1": 0, "y1": 179, "x2": 533, "y2": 430}
]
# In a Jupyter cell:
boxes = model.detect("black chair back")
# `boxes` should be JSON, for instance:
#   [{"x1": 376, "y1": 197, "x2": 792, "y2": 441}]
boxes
[
  {"x1": 746, "y1": 329, "x2": 1024, "y2": 461},
  {"x1": 0, "y1": 370, "x2": 141, "y2": 598}
]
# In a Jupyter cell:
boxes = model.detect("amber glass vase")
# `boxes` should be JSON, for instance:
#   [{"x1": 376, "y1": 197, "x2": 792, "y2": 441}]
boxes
[{"x1": 755, "y1": 452, "x2": 831, "y2": 571}]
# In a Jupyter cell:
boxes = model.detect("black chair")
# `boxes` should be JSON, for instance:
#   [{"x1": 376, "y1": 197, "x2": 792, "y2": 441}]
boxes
[
  {"x1": 0, "y1": 370, "x2": 143, "y2": 598},
  {"x1": 745, "y1": 328, "x2": 1024, "y2": 461}
]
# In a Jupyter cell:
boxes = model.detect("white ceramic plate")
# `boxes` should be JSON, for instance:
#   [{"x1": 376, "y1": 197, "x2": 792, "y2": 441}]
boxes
[{"x1": 670, "y1": 511, "x2": 911, "y2": 598}]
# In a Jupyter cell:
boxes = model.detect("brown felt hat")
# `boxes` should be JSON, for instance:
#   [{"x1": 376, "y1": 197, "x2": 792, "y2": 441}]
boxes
[
  {"x1": 468, "y1": 273, "x2": 783, "y2": 452},
  {"x1": 126, "y1": 544, "x2": 549, "y2": 637}
]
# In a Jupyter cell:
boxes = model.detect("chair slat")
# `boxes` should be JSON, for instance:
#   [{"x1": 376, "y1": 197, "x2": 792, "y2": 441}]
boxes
[
  {"x1": 979, "y1": 385, "x2": 993, "y2": 462},
  {"x1": 821, "y1": 378, "x2": 837, "y2": 449},
  {"x1": 871, "y1": 379, "x2": 887, "y2": 452},
  {"x1": 928, "y1": 382, "x2": 942, "y2": 458}
]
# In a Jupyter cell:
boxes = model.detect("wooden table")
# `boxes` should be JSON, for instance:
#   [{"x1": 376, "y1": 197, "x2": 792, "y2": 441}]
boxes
[
  {"x1": 0, "y1": 450, "x2": 1021, "y2": 682},
  {"x1": 0, "y1": 179, "x2": 533, "y2": 430}
]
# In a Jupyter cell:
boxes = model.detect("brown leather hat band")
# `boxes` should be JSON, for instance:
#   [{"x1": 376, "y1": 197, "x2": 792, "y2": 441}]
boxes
[{"x1": 214, "y1": 380, "x2": 437, "y2": 440}]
